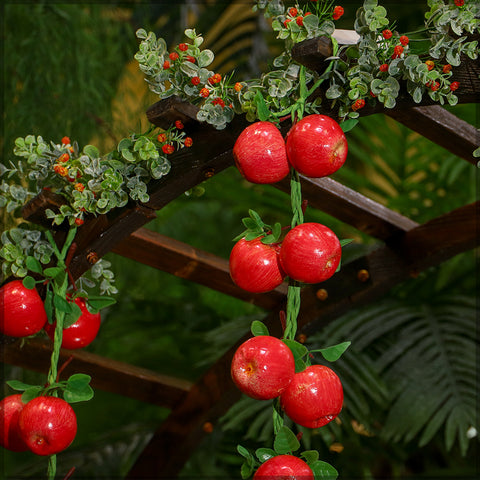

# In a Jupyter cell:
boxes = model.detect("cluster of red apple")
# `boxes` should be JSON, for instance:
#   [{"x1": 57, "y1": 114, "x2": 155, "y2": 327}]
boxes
[
  {"x1": 229, "y1": 114, "x2": 348, "y2": 477},
  {"x1": 0, "y1": 280, "x2": 101, "y2": 457},
  {"x1": 230, "y1": 114, "x2": 347, "y2": 294}
]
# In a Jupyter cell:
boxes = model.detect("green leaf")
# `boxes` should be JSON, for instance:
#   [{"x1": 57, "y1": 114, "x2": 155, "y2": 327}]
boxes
[
  {"x1": 310, "y1": 460, "x2": 338, "y2": 479},
  {"x1": 283, "y1": 338, "x2": 308, "y2": 371},
  {"x1": 63, "y1": 374, "x2": 94, "y2": 403},
  {"x1": 255, "y1": 448, "x2": 276, "y2": 463},
  {"x1": 63, "y1": 301, "x2": 83, "y2": 328},
  {"x1": 273, "y1": 425, "x2": 300, "y2": 454},
  {"x1": 22, "y1": 276, "x2": 36, "y2": 290},
  {"x1": 53, "y1": 294, "x2": 73, "y2": 314},
  {"x1": 43, "y1": 266, "x2": 65, "y2": 280},
  {"x1": 340, "y1": 238, "x2": 354, "y2": 248},
  {"x1": 340, "y1": 119, "x2": 358, "y2": 133},
  {"x1": 86, "y1": 295, "x2": 117, "y2": 313},
  {"x1": 83, "y1": 144, "x2": 100, "y2": 159},
  {"x1": 25, "y1": 255, "x2": 43, "y2": 274},
  {"x1": 301, "y1": 450, "x2": 320, "y2": 464},
  {"x1": 312, "y1": 341, "x2": 351, "y2": 362},
  {"x1": 6, "y1": 380, "x2": 36, "y2": 391},
  {"x1": 21, "y1": 387, "x2": 43, "y2": 403},
  {"x1": 254, "y1": 90, "x2": 271, "y2": 122},
  {"x1": 251, "y1": 320, "x2": 269, "y2": 337}
]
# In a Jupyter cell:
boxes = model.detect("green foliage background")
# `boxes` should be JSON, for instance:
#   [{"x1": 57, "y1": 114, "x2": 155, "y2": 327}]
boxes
[{"x1": 1, "y1": 1, "x2": 478, "y2": 479}]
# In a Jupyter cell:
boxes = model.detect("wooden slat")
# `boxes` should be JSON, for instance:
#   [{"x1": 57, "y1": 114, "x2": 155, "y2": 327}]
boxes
[
  {"x1": 1, "y1": 338, "x2": 192, "y2": 408},
  {"x1": 126, "y1": 201, "x2": 479, "y2": 478},
  {"x1": 111, "y1": 228, "x2": 288, "y2": 310},
  {"x1": 386, "y1": 105, "x2": 479, "y2": 165},
  {"x1": 274, "y1": 175, "x2": 418, "y2": 240}
]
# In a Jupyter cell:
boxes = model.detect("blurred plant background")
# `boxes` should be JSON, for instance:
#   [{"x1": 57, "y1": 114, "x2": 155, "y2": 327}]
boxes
[{"x1": 1, "y1": 1, "x2": 478, "y2": 479}]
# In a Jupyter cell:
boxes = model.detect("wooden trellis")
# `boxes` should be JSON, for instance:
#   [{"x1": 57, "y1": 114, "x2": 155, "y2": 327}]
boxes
[{"x1": 2, "y1": 33, "x2": 479, "y2": 478}]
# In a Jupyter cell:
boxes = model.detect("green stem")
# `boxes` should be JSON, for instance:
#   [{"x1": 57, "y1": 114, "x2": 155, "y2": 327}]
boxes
[{"x1": 47, "y1": 455, "x2": 56, "y2": 480}]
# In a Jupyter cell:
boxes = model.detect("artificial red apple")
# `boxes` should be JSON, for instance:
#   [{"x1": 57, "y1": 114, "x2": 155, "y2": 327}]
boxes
[
  {"x1": 0, "y1": 280, "x2": 47, "y2": 337},
  {"x1": 286, "y1": 114, "x2": 347, "y2": 177},
  {"x1": 233, "y1": 121, "x2": 290, "y2": 184},
  {"x1": 231, "y1": 335, "x2": 295, "y2": 400},
  {"x1": 279, "y1": 222, "x2": 341, "y2": 284},
  {"x1": 0, "y1": 394, "x2": 29, "y2": 452},
  {"x1": 280, "y1": 364, "x2": 343, "y2": 428},
  {"x1": 45, "y1": 296, "x2": 101, "y2": 349},
  {"x1": 230, "y1": 237, "x2": 286, "y2": 293},
  {"x1": 18, "y1": 396, "x2": 77, "y2": 456},
  {"x1": 253, "y1": 454, "x2": 314, "y2": 479}
]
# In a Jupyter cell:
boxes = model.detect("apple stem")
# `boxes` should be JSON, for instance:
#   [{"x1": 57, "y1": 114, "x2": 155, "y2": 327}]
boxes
[
  {"x1": 47, "y1": 455, "x2": 57, "y2": 480},
  {"x1": 63, "y1": 466, "x2": 76, "y2": 480}
]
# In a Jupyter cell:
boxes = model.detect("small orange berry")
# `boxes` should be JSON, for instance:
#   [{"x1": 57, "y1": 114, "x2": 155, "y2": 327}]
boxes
[
  {"x1": 425, "y1": 60, "x2": 435, "y2": 71},
  {"x1": 162, "y1": 144, "x2": 175, "y2": 154},
  {"x1": 163, "y1": 60, "x2": 170, "y2": 69},
  {"x1": 442, "y1": 64, "x2": 452, "y2": 73},
  {"x1": 178, "y1": 43, "x2": 188, "y2": 52},
  {"x1": 332, "y1": 6, "x2": 344, "y2": 20},
  {"x1": 200, "y1": 87, "x2": 210, "y2": 98},
  {"x1": 74, "y1": 183, "x2": 85, "y2": 192},
  {"x1": 399, "y1": 35, "x2": 409, "y2": 46},
  {"x1": 61, "y1": 136, "x2": 71, "y2": 145},
  {"x1": 157, "y1": 133, "x2": 167, "y2": 143},
  {"x1": 191, "y1": 76, "x2": 201, "y2": 86},
  {"x1": 234, "y1": 82, "x2": 243, "y2": 92},
  {"x1": 184, "y1": 137, "x2": 193, "y2": 147},
  {"x1": 175, "y1": 120, "x2": 184, "y2": 130}
]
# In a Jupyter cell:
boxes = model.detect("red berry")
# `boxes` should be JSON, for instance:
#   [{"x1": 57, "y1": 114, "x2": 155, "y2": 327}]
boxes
[
  {"x1": 18, "y1": 396, "x2": 77, "y2": 456},
  {"x1": 169, "y1": 52, "x2": 179, "y2": 61},
  {"x1": 279, "y1": 222, "x2": 341, "y2": 284},
  {"x1": 74, "y1": 182, "x2": 84, "y2": 192},
  {"x1": 208, "y1": 73, "x2": 222, "y2": 85},
  {"x1": 61, "y1": 136, "x2": 71, "y2": 145},
  {"x1": 163, "y1": 60, "x2": 170, "y2": 69},
  {"x1": 200, "y1": 87, "x2": 210, "y2": 98},
  {"x1": 185, "y1": 55, "x2": 196, "y2": 63},
  {"x1": 379, "y1": 63, "x2": 389, "y2": 72},
  {"x1": 450, "y1": 81, "x2": 460, "y2": 91},
  {"x1": 74, "y1": 218, "x2": 84, "y2": 226},
  {"x1": 191, "y1": 76, "x2": 201, "y2": 86},
  {"x1": 212, "y1": 97, "x2": 225, "y2": 108},
  {"x1": 352, "y1": 98, "x2": 366, "y2": 111},
  {"x1": 288, "y1": 7, "x2": 298, "y2": 17},
  {"x1": 454, "y1": 0, "x2": 464, "y2": 6},
  {"x1": 184, "y1": 137, "x2": 193, "y2": 147},
  {"x1": 0, "y1": 280, "x2": 47, "y2": 337},
  {"x1": 443, "y1": 64, "x2": 452, "y2": 73},
  {"x1": 382, "y1": 29, "x2": 392, "y2": 40},
  {"x1": 0, "y1": 395, "x2": 29, "y2": 452},
  {"x1": 231, "y1": 336, "x2": 295, "y2": 400},
  {"x1": 175, "y1": 120, "x2": 184, "y2": 129},
  {"x1": 283, "y1": 18, "x2": 292, "y2": 27},
  {"x1": 58, "y1": 153, "x2": 70, "y2": 162},
  {"x1": 230, "y1": 237, "x2": 286, "y2": 293},
  {"x1": 162, "y1": 144, "x2": 175, "y2": 154},
  {"x1": 296, "y1": 16, "x2": 304, "y2": 26},
  {"x1": 157, "y1": 133, "x2": 167, "y2": 143},
  {"x1": 431, "y1": 81, "x2": 440, "y2": 91},
  {"x1": 399, "y1": 35, "x2": 409, "y2": 46},
  {"x1": 392, "y1": 45, "x2": 404, "y2": 58},
  {"x1": 425, "y1": 60, "x2": 435, "y2": 71},
  {"x1": 332, "y1": 6, "x2": 344, "y2": 20},
  {"x1": 178, "y1": 43, "x2": 188, "y2": 51}
]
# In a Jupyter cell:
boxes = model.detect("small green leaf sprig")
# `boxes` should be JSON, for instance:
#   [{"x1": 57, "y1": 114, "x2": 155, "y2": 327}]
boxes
[{"x1": 237, "y1": 320, "x2": 351, "y2": 479}]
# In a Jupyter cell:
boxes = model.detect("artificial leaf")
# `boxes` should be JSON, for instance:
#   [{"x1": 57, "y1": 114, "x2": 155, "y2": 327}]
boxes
[
  {"x1": 283, "y1": 339, "x2": 308, "y2": 372},
  {"x1": 43, "y1": 266, "x2": 65, "y2": 280},
  {"x1": 86, "y1": 295, "x2": 117, "y2": 312},
  {"x1": 25, "y1": 255, "x2": 43, "y2": 274},
  {"x1": 44, "y1": 289, "x2": 54, "y2": 324},
  {"x1": 251, "y1": 320, "x2": 269, "y2": 337},
  {"x1": 63, "y1": 374, "x2": 94, "y2": 403},
  {"x1": 310, "y1": 460, "x2": 338, "y2": 479},
  {"x1": 273, "y1": 425, "x2": 300, "y2": 454},
  {"x1": 21, "y1": 387, "x2": 43, "y2": 403},
  {"x1": 301, "y1": 450, "x2": 320, "y2": 464},
  {"x1": 6, "y1": 380, "x2": 36, "y2": 391},
  {"x1": 53, "y1": 293, "x2": 73, "y2": 314},
  {"x1": 254, "y1": 90, "x2": 271, "y2": 122},
  {"x1": 312, "y1": 341, "x2": 351, "y2": 362},
  {"x1": 255, "y1": 448, "x2": 276, "y2": 463},
  {"x1": 22, "y1": 276, "x2": 36, "y2": 290},
  {"x1": 63, "y1": 301, "x2": 83, "y2": 328}
]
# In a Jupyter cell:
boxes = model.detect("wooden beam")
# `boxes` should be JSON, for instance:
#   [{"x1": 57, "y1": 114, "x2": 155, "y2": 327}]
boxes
[
  {"x1": 111, "y1": 228, "x2": 288, "y2": 311},
  {"x1": 274, "y1": 175, "x2": 418, "y2": 240},
  {"x1": 1, "y1": 338, "x2": 192, "y2": 408}
]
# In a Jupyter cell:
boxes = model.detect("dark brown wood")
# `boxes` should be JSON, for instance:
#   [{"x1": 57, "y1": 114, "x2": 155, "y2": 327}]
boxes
[
  {"x1": 1, "y1": 338, "x2": 192, "y2": 408},
  {"x1": 274, "y1": 175, "x2": 418, "y2": 240},
  {"x1": 111, "y1": 228, "x2": 288, "y2": 310},
  {"x1": 386, "y1": 105, "x2": 479, "y2": 166}
]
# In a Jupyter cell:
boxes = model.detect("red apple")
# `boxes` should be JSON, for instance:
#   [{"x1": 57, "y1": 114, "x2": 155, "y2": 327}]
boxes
[
  {"x1": 286, "y1": 114, "x2": 347, "y2": 177},
  {"x1": 0, "y1": 280, "x2": 47, "y2": 337},
  {"x1": 230, "y1": 237, "x2": 286, "y2": 293},
  {"x1": 18, "y1": 396, "x2": 77, "y2": 456},
  {"x1": 280, "y1": 364, "x2": 343, "y2": 429},
  {"x1": 233, "y1": 121, "x2": 290, "y2": 184},
  {"x1": 231, "y1": 335, "x2": 295, "y2": 400},
  {"x1": 0, "y1": 394, "x2": 29, "y2": 452},
  {"x1": 253, "y1": 454, "x2": 314, "y2": 479},
  {"x1": 279, "y1": 222, "x2": 341, "y2": 284},
  {"x1": 45, "y1": 296, "x2": 101, "y2": 349}
]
